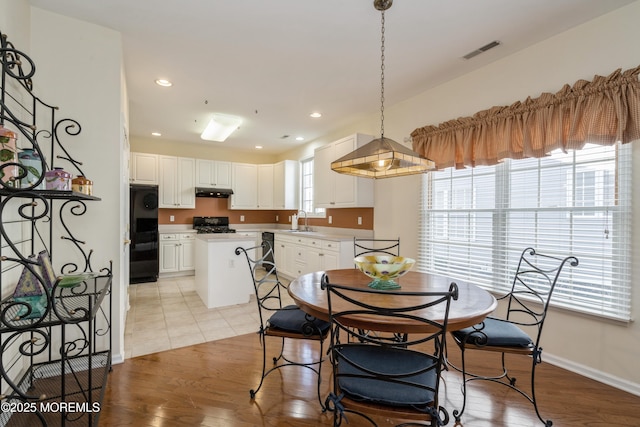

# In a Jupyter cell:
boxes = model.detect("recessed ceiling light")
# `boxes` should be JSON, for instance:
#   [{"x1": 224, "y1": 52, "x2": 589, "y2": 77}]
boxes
[
  {"x1": 255, "y1": 145, "x2": 263, "y2": 149},
  {"x1": 309, "y1": 112, "x2": 322, "y2": 118},
  {"x1": 151, "y1": 132, "x2": 162, "y2": 137},
  {"x1": 155, "y1": 79, "x2": 172, "y2": 87},
  {"x1": 295, "y1": 136, "x2": 305, "y2": 141}
]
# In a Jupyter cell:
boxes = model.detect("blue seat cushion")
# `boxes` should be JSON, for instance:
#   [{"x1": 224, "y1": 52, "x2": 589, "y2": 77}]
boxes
[
  {"x1": 267, "y1": 305, "x2": 330, "y2": 334},
  {"x1": 337, "y1": 345, "x2": 437, "y2": 407},
  {"x1": 452, "y1": 318, "x2": 533, "y2": 347}
]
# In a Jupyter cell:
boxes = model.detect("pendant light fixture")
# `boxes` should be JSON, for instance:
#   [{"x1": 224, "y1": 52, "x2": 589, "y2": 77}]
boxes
[{"x1": 331, "y1": 0, "x2": 435, "y2": 178}]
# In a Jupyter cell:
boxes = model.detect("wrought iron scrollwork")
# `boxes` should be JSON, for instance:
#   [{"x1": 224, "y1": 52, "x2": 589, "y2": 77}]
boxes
[{"x1": 1, "y1": 28, "x2": 113, "y2": 426}]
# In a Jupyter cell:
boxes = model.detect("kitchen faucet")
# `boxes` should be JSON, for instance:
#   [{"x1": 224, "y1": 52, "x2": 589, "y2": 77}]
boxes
[{"x1": 298, "y1": 210, "x2": 310, "y2": 231}]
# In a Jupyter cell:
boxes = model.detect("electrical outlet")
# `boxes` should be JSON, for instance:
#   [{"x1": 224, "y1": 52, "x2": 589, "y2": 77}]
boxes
[
  {"x1": 169, "y1": 215, "x2": 175, "y2": 222},
  {"x1": 328, "y1": 215, "x2": 332, "y2": 224},
  {"x1": 276, "y1": 215, "x2": 279, "y2": 222},
  {"x1": 357, "y1": 216, "x2": 362, "y2": 225},
  {"x1": 288, "y1": 215, "x2": 291, "y2": 222},
  {"x1": 240, "y1": 215, "x2": 245, "y2": 222}
]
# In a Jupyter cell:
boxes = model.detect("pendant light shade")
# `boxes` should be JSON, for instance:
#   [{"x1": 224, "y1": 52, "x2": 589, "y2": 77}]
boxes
[
  {"x1": 331, "y1": 0, "x2": 434, "y2": 179},
  {"x1": 331, "y1": 137, "x2": 434, "y2": 178}
]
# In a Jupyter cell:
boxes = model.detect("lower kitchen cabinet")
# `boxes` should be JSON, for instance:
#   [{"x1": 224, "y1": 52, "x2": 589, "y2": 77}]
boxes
[
  {"x1": 159, "y1": 232, "x2": 196, "y2": 276},
  {"x1": 274, "y1": 234, "x2": 353, "y2": 278}
]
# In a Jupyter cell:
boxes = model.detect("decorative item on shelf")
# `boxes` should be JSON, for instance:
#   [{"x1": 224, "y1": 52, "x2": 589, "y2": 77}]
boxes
[
  {"x1": 72, "y1": 175, "x2": 93, "y2": 195},
  {"x1": 354, "y1": 255, "x2": 416, "y2": 290},
  {"x1": 12, "y1": 255, "x2": 48, "y2": 320},
  {"x1": 37, "y1": 250, "x2": 57, "y2": 291},
  {"x1": 18, "y1": 148, "x2": 45, "y2": 190},
  {"x1": 57, "y1": 271, "x2": 99, "y2": 288},
  {"x1": 45, "y1": 167, "x2": 71, "y2": 191},
  {"x1": 0, "y1": 125, "x2": 19, "y2": 188}
]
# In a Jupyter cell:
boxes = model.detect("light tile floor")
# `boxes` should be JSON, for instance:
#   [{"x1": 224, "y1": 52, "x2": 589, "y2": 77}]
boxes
[{"x1": 124, "y1": 274, "x2": 294, "y2": 358}]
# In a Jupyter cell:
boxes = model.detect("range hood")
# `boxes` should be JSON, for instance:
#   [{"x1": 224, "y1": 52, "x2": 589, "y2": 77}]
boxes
[{"x1": 195, "y1": 187, "x2": 234, "y2": 198}]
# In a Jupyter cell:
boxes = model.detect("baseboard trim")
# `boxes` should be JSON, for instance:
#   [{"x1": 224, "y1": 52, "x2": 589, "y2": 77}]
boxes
[
  {"x1": 544, "y1": 352, "x2": 640, "y2": 397},
  {"x1": 111, "y1": 352, "x2": 125, "y2": 365}
]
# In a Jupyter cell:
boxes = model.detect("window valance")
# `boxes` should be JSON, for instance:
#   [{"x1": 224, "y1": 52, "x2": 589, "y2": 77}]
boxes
[{"x1": 410, "y1": 65, "x2": 640, "y2": 169}]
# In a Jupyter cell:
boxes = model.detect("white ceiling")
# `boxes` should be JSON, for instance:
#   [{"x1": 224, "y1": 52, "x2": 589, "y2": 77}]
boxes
[{"x1": 28, "y1": 0, "x2": 635, "y2": 154}]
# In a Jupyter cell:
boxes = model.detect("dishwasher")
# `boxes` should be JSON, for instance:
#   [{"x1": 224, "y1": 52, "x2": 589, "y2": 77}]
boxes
[{"x1": 261, "y1": 231, "x2": 276, "y2": 270}]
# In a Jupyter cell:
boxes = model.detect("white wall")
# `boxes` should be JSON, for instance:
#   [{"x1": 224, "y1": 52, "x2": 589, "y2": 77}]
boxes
[
  {"x1": 286, "y1": 1, "x2": 640, "y2": 393},
  {"x1": 27, "y1": 7, "x2": 126, "y2": 362}
]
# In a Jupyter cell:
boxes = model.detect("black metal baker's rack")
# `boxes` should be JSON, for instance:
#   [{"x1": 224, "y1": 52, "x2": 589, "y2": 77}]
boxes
[{"x1": 0, "y1": 28, "x2": 112, "y2": 426}]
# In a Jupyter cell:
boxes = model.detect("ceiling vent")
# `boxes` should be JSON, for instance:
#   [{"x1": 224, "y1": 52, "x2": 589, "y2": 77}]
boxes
[{"x1": 463, "y1": 40, "x2": 501, "y2": 60}]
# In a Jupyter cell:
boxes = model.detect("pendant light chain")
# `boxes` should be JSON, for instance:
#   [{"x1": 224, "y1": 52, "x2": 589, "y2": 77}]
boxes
[{"x1": 380, "y1": 9, "x2": 386, "y2": 139}]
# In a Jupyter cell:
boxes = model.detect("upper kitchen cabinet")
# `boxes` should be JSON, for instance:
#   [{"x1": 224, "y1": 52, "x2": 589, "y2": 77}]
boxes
[
  {"x1": 257, "y1": 164, "x2": 274, "y2": 209},
  {"x1": 130, "y1": 152, "x2": 159, "y2": 185},
  {"x1": 196, "y1": 159, "x2": 232, "y2": 188},
  {"x1": 274, "y1": 160, "x2": 299, "y2": 210},
  {"x1": 230, "y1": 162, "x2": 258, "y2": 209},
  {"x1": 314, "y1": 133, "x2": 375, "y2": 208},
  {"x1": 158, "y1": 156, "x2": 196, "y2": 209}
]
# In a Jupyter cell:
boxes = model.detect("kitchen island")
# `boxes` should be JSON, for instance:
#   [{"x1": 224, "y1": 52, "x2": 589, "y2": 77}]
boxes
[{"x1": 195, "y1": 234, "x2": 256, "y2": 308}]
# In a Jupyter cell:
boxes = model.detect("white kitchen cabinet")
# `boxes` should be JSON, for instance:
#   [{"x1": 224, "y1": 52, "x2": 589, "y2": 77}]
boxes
[
  {"x1": 273, "y1": 233, "x2": 353, "y2": 278},
  {"x1": 130, "y1": 152, "x2": 159, "y2": 185},
  {"x1": 273, "y1": 160, "x2": 299, "y2": 209},
  {"x1": 158, "y1": 156, "x2": 196, "y2": 209},
  {"x1": 314, "y1": 133, "x2": 375, "y2": 208},
  {"x1": 230, "y1": 163, "x2": 258, "y2": 209},
  {"x1": 257, "y1": 164, "x2": 274, "y2": 209},
  {"x1": 274, "y1": 234, "x2": 296, "y2": 278},
  {"x1": 159, "y1": 233, "x2": 196, "y2": 275},
  {"x1": 196, "y1": 159, "x2": 232, "y2": 188}
]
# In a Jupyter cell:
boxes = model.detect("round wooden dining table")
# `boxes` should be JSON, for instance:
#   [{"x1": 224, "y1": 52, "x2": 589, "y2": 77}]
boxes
[{"x1": 288, "y1": 269, "x2": 497, "y2": 334}]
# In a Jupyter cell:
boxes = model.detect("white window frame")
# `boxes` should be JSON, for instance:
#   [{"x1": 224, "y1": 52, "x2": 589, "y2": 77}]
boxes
[
  {"x1": 418, "y1": 142, "x2": 632, "y2": 322},
  {"x1": 300, "y1": 157, "x2": 325, "y2": 218}
]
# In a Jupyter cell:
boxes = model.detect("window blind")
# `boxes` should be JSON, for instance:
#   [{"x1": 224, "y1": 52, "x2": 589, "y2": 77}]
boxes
[{"x1": 418, "y1": 142, "x2": 632, "y2": 321}]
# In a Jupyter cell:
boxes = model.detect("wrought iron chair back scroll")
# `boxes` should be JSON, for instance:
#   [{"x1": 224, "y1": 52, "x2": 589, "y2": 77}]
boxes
[
  {"x1": 321, "y1": 273, "x2": 458, "y2": 427},
  {"x1": 235, "y1": 241, "x2": 330, "y2": 409},
  {"x1": 354, "y1": 237, "x2": 400, "y2": 258},
  {"x1": 353, "y1": 237, "x2": 405, "y2": 343},
  {"x1": 450, "y1": 247, "x2": 579, "y2": 426}
]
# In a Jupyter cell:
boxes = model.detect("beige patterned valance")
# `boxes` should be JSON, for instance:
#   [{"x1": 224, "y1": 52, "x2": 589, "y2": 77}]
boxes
[{"x1": 410, "y1": 65, "x2": 640, "y2": 169}]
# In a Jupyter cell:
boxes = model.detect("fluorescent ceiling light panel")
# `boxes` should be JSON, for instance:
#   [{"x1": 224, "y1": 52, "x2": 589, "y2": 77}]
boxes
[{"x1": 200, "y1": 113, "x2": 242, "y2": 142}]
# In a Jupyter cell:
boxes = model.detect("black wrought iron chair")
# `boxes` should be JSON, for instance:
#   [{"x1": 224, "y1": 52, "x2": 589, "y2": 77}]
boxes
[
  {"x1": 353, "y1": 237, "x2": 405, "y2": 342},
  {"x1": 235, "y1": 241, "x2": 331, "y2": 408},
  {"x1": 450, "y1": 247, "x2": 579, "y2": 426},
  {"x1": 322, "y1": 273, "x2": 458, "y2": 427},
  {"x1": 353, "y1": 237, "x2": 400, "y2": 258}
]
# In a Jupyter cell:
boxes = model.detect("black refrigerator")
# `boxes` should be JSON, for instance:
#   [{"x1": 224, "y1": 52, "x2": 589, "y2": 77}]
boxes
[{"x1": 129, "y1": 184, "x2": 159, "y2": 283}]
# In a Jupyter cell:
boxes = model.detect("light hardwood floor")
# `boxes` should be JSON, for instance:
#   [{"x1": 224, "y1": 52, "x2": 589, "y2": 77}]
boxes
[{"x1": 101, "y1": 331, "x2": 640, "y2": 426}]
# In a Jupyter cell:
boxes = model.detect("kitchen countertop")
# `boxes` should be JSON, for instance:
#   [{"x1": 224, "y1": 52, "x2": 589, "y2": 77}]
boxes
[
  {"x1": 196, "y1": 234, "x2": 258, "y2": 242},
  {"x1": 268, "y1": 229, "x2": 355, "y2": 242}
]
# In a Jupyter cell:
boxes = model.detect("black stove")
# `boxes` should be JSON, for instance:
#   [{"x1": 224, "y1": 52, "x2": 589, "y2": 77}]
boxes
[{"x1": 193, "y1": 216, "x2": 236, "y2": 234}]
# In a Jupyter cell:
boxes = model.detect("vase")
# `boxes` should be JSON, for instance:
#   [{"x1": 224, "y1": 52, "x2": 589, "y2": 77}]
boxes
[
  {"x1": 0, "y1": 126, "x2": 19, "y2": 188},
  {"x1": 18, "y1": 148, "x2": 45, "y2": 190},
  {"x1": 45, "y1": 167, "x2": 72, "y2": 191}
]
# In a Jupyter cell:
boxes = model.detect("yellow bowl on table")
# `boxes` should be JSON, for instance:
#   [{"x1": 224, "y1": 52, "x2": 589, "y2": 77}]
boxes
[{"x1": 354, "y1": 255, "x2": 415, "y2": 290}]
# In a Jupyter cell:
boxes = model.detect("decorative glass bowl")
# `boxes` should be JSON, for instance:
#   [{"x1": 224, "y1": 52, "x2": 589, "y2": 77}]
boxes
[{"x1": 354, "y1": 255, "x2": 416, "y2": 290}]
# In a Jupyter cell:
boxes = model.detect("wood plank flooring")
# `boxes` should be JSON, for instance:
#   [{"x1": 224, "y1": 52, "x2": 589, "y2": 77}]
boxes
[{"x1": 99, "y1": 333, "x2": 640, "y2": 426}]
